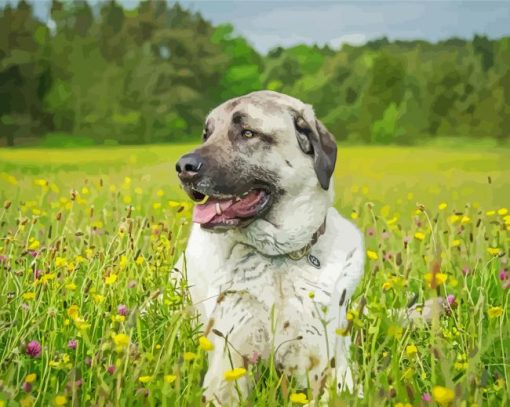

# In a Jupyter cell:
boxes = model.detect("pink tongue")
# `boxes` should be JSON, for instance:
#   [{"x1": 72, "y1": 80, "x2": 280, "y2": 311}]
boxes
[
  {"x1": 192, "y1": 199, "x2": 235, "y2": 224},
  {"x1": 192, "y1": 190, "x2": 265, "y2": 224}
]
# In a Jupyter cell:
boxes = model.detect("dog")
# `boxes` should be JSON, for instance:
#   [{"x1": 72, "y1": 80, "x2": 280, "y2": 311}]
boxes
[{"x1": 174, "y1": 90, "x2": 364, "y2": 405}]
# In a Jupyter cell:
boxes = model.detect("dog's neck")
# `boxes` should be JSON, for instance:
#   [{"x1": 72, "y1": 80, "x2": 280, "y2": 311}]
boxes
[{"x1": 285, "y1": 217, "x2": 327, "y2": 260}]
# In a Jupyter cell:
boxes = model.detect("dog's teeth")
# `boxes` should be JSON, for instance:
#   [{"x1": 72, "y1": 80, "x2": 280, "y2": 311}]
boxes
[
  {"x1": 215, "y1": 202, "x2": 222, "y2": 215},
  {"x1": 235, "y1": 197, "x2": 241, "y2": 202},
  {"x1": 242, "y1": 192, "x2": 249, "y2": 197},
  {"x1": 198, "y1": 195, "x2": 209, "y2": 205}
]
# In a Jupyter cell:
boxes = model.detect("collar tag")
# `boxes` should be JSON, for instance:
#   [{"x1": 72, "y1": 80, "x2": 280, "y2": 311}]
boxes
[{"x1": 307, "y1": 254, "x2": 321, "y2": 269}]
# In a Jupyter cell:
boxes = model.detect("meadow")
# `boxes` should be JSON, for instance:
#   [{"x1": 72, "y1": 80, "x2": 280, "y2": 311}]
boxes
[{"x1": 0, "y1": 144, "x2": 509, "y2": 406}]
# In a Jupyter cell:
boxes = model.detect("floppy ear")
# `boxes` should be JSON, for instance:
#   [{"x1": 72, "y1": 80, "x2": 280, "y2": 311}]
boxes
[{"x1": 294, "y1": 110, "x2": 337, "y2": 190}]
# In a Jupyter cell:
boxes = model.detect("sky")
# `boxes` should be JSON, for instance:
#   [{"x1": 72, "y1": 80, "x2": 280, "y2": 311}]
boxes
[{"x1": 5, "y1": 0, "x2": 510, "y2": 53}]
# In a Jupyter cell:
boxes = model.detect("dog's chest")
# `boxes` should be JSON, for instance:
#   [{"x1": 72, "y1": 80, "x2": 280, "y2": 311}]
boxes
[{"x1": 214, "y1": 244, "x2": 335, "y2": 311}]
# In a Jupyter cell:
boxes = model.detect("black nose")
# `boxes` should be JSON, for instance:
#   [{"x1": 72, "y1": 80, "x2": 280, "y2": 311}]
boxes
[{"x1": 176, "y1": 153, "x2": 203, "y2": 180}]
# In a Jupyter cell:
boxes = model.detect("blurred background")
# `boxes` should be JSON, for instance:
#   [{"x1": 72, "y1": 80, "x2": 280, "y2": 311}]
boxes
[{"x1": 1, "y1": 0, "x2": 509, "y2": 148}]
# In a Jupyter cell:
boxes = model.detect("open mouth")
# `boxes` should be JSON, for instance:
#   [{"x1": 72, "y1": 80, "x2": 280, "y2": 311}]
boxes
[{"x1": 188, "y1": 187, "x2": 272, "y2": 230}]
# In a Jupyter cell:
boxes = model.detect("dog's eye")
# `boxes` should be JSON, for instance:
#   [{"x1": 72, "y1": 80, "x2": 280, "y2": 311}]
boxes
[
  {"x1": 242, "y1": 129, "x2": 254, "y2": 138},
  {"x1": 202, "y1": 128, "x2": 209, "y2": 141}
]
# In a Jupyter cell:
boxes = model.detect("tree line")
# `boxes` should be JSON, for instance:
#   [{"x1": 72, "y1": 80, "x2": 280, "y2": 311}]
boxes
[{"x1": 1, "y1": 0, "x2": 509, "y2": 146}]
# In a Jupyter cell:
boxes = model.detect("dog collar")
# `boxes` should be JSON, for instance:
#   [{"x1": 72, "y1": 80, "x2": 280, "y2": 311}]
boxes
[{"x1": 287, "y1": 218, "x2": 327, "y2": 261}]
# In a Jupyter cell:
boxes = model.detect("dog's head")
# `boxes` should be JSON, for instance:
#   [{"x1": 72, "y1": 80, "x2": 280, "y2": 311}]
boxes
[{"x1": 176, "y1": 90, "x2": 337, "y2": 255}]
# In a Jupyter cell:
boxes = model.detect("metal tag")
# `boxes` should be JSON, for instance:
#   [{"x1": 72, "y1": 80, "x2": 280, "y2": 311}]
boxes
[{"x1": 307, "y1": 254, "x2": 320, "y2": 268}]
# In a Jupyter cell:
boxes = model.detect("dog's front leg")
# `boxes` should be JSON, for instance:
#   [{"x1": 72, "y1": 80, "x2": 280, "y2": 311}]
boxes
[{"x1": 202, "y1": 291, "x2": 270, "y2": 406}]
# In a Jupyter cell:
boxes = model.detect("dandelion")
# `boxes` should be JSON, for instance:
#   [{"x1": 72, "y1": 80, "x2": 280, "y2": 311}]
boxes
[
  {"x1": 198, "y1": 336, "x2": 214, "y2": 351},
  {"x1": 367, "y1": 250, "x2": 378, "y2": 260},
  {"x1": 26, "y1": 341, "x2": 42, "y2": 358},
  {"x1": 138, "y1": 376, "x2": 152, "y2": 383},
  {"x1": 25, "y1": 373, "x2": 37, "y2": 383},
  {"x1": 488, "y1": 306, "x2": 504, "y2": 319},
  {"x1": 67, "y1": 305, "x2": 79, "y2": 320},
  {"x1": 224, "y1": 367, "x2": 247, "y2": 382},
  {"x1": 425, "y1": 272, "x2": 448, "y2": 286},
  {"x1": 164, "y1": 374, "x2": 177, "y2": 384},
  {"x1": 65, "y1": 283, "x2": 77, "y2": 291},
  {"x1": 438, "y1": 202, "x2": 447, "y2": 210},
  {"x1": 498, "y1": 207, "x2": 508, "y2": 216},
  {"x1": 460, "y1": 215, "x2": 470, "y2": 224},
  {"x1": 431, "y1": 386, "x2": 455, "y2": 406},
  {"x1": 406, "y1": 344, "x2": 418, "y2": 357},
  {"x1": 487, "y1": 247, "x2": 501, "y2": 256},
  {"x1": 105, "y1": 273, "x2": 118, "y2": 285},
  {"x1": 22, "y1": 292, "x2": 36, "y2": 301},
  {"x1": 183, "y1": 352, "x2": 197, "y2": 361},
  {"x1": 290, "y1": 392, "x2": 309, "y2": 404},
  {"x1": 112, "y1": 333, "x2": 130, "y2": 352},
  {"x1": 414, "y1": 232, "x2": 425, "y2": 241},
  {"x1": 54, "y1": 395, "x2": 67, "y2": 406}
]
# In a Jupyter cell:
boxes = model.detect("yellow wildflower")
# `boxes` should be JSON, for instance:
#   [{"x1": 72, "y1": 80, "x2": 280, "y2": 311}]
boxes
[
  {"x1": 112, "y1": 315, "x2": 125, "y2": 323},
  {"x1": 105, "y1": 274, "x2": 118, "y2": 285},
  {"x1": 22, "y1": 292, "x2": 36, "y2": 301},
  {"x1": 39, "y1": 273, "x2": 56, "y2": 284},
  {"x1": 74, "y1": 317, "x2": 90, "y2": 330},
  {"x1": 67, "y1": 305, "x2": 79, "y2": 320},
  {"x1": 198, "y1": 336, "x2": 214, "y2": 351},
  {"x1": 425, "y1": 272, "x2": 448, "y2": 286},
  {"x1": 405, "y1": 344, "x2": 418, "y2": 357},
  {"x1": 25, "y1": 373, "x2": 37, "y2": 383},
  {"x1": 65, "y1": 283, "x2": 77, "y2": 291},
  {"x1": 153, "y1": 202, "x2": 161, "y2": 210},
  {"x1": 351, "y1": 211, "x2": 359, "y2": 220},
  {"x1": 224, "y1": 367, "x2": 247, "y2": 382},
  {"x1": 431, "y1": 386, "x2": 455, "y2": 406},
  {"x1": 19, "y1": 397, "x2": 34, "y2": 407},
  {"x1": 164, "y1": 374, "x2": 177, "y2": 384},
  {"x1": 486, "y1": 210, "x2": 496, "y2": 216},
  {"x1": 138, "y1": 375, "x2": 152, "y2": 383},
  {"x1": 135, "y1": 256, "x2": 144, "y2": 265},
  {"x1": 460, "y1": 215, "x2": 470, "y2": 224},
  {"x1": 448, "y1": 214, "x2": 460, "y2": 224},
  {"x1": 290, "y1": 392, "x2": 309, "y2": 404},
  {"x1": 388, "y1": 325, "x2": 403, "y2": 340},
  {"x1": 112, "y1": 333, "x2": 130, "y2": 351},
  {"x1": 54, "y1": 395, "x2": 67, "y2": 406},
  {"x1": 93, "y1": 294, "x2": 105, "y2": 304},
  {"x1": 488, "y1": 306, "x2": 504, "y2": 319},
  {"x1": 414, "y1": 232, "x2": 425, "y2": 241},
  {"x1": 183, "y1": 352, "x2": 197, "y2": 361},
  {"x1": 119, "y1": 255, "x2": 128, "y2": 269},
  {"x1": 487, "y1": 247, "x2": 501, "y2": 256},
  {"x1": 498, "y1": 208, "x2": 508, "y2": 216},
  {"x1": 438, "y1": 202, "x2": 447, "y2": 210},
  {"x1": 157, "y1": 189, "x2": 165, "y2": 197},
  {"x1": 451, "y1": 240, "x2": 461, "y2": 247},
  {"x1": 367, "y1": 250, "x2": 378, "y2": 261}
]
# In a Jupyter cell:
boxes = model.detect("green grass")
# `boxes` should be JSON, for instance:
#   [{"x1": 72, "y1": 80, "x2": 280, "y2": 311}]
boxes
[{"x1": 0, "y1": 145, "x2": 509, "y2": 406}]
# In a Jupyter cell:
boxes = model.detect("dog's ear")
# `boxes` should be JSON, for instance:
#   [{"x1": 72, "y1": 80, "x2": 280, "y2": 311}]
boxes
[{"x1": 294, "y1": 109, "x2": 337, "y2": 190}]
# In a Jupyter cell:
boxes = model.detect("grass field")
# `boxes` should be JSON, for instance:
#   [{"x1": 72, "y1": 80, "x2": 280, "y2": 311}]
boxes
[{"x1": 0, "y1": 144, "x2": 509, "y2": 406}]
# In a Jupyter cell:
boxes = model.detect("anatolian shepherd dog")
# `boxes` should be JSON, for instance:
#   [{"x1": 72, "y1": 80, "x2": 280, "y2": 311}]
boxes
[{"x1": 174, "y1": 90, "x2": 364, "y2": 405}]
